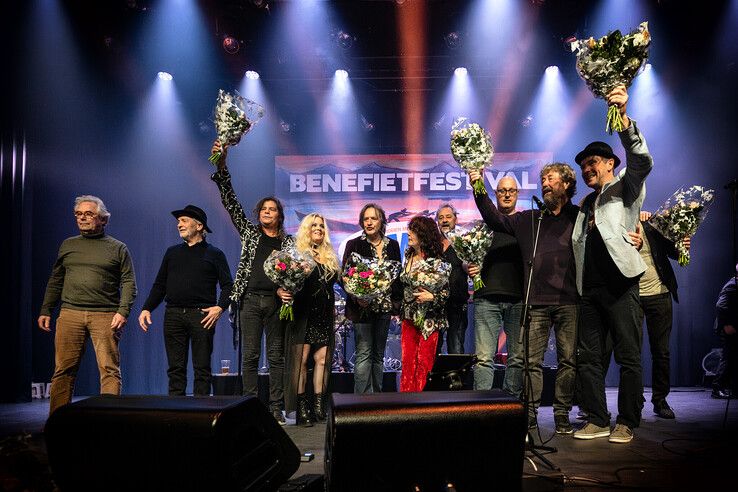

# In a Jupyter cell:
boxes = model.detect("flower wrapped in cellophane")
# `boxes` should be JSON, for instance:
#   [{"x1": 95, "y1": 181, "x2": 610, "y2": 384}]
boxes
[
  {"x1": 450, "y1": 117, "x2": 494, "y2": 196},
  {"x1": 263, "y1": 247, "x2": 316, "y2": 320},
  {"x1": 401, "y1": 257, "x2": 451, "y2": 333},
  {"x1": 570, "y1": 21, "x2": 651, "y2": 134},
  {"x1": 209, "y1": 89, "x2": 265, "y2": 165},
  {"x1": 648, "y1": 185, "x2": 715, "y2": 267},
  {"x1": 446, "y1": 222, "x2": 494, "y2": 291},
  {"x1": 342, "y1": 252, "x2": 401, "y2": 304}
]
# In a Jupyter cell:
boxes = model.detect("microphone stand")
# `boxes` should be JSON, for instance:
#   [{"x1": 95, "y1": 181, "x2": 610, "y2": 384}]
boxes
[{"x1": 518, "y1": 200, "x2": 559, "y2": 471}]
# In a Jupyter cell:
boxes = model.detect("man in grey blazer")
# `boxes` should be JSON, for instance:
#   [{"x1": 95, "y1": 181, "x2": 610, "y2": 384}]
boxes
[{"x1": 571, "y1": 85, "x2": 653, "y2": 444}]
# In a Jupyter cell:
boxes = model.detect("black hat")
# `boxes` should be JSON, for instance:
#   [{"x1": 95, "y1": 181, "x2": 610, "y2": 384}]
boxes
[
  {"x1": 171, "y1": 204, "x2": 212, "y2": 233},
  {"x1": 575, "y1": 141, "x2": 621, "y2": 168}
]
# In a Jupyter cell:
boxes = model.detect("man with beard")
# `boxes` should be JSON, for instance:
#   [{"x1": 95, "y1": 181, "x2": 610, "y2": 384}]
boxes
[
  {"x1": 468, "y1": 165, "x2": 580, "y2": 433},
  {"x1": 435, "y1": 203, "x2": 470, "y2": 354}
]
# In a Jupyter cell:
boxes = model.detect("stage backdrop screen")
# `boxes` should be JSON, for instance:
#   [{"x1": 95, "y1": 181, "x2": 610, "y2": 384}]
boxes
[{"x1": 276, "y1": 153, "x2": 553, "y2": 259}]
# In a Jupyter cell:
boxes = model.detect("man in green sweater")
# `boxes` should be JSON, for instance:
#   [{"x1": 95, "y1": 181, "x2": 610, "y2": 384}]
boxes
[{"x1": 38, "y1": 195, "x2": 137, "y2": 415}]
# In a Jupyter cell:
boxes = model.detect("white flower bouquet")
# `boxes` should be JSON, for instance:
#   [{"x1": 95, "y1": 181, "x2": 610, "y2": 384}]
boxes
[
  {"x1": 446, "y1": 222, "x2": 494, "y2": 291},
  {"x1": 342, "y1": 252, "x2": 401, "y2": 302},
  {"x1": 648, "y1": 185, "x2": 715, "y2": 267},
  {"x1": 570, "y1": 21, "x2": 651, "y2": 134},
  {"x1": 450, "y1": 117, "x2": 494, "y2": 196},
  {"x1": 263, "y1": 247, "x2": 316, "y2": 320},
  {"x1": 401, "y1": 257, "x2": 451, "y2": 328},
  {"x1": 208, "y1": 89, "x2": 265, "y2": 165}
]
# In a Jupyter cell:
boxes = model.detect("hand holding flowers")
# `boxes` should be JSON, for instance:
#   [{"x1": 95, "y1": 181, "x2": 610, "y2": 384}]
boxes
[
  {"x1": 446, "y1": 222, "x2": 494, "y2": 291},
  {"x1": 342, "y1": 252, "x2": 401, "y2": 303},
  {"x1": 263, "y1": 247, "x2": 317, "y2": 320},
  {"x1": 208, "y1": 90, "x2": 265, "y2": 165},
  {"x1": 450, "y1": 118, "x2": 494, "y2": 196}
]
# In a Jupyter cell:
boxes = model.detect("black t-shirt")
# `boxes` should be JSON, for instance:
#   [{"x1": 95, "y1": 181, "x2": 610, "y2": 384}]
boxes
[
  {"x1": 246, "y1": 233, "x2": 283, "y2": 294},
  {"x1": 583, "y1": 226, "x2": 630, "y2": 290}
]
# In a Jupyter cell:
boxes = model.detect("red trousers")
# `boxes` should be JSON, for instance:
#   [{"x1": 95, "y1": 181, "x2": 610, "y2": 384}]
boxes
[{"x1": 400, "y1": 320, "x2": 439, "y2": 392}]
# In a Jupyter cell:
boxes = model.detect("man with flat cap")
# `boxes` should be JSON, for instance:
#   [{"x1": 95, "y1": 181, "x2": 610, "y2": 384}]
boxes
[
  {"x1": 572, "y1": 85, "x2": 653, "y2": 444},
  {"x1": 139, "y1": 205, "x2": 233, "y2": 396}
]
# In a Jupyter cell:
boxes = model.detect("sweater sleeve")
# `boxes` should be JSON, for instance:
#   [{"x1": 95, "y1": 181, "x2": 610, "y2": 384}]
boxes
[
  {"x1": 39, "y1": 243, "x2": 67, "y2": 316},
  {"x1": 473, "y1": 190, "x2": 520, "y2": 236},
  {"x1": 215, "y1": 249, "x2": 234, "y2": 310},
  {"x1": 117, "y1": 244, "x2": 137, "y2": 318},
  {"x1": 141, "y1": 250, "x2": 169, "y2": 312}
]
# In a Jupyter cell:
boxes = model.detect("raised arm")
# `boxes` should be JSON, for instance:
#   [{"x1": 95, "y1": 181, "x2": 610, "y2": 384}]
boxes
[
  {"x1": 468, "y1": 169, "x2": 519, "y2": 236},
  {"x1": 210, "y1": 140, "x2": 258, "y2": 237}
]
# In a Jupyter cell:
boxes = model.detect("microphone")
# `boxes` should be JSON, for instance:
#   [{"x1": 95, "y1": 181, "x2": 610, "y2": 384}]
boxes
[{"x1": 532, "y1": 195, "x2": 550, "y2": 215}]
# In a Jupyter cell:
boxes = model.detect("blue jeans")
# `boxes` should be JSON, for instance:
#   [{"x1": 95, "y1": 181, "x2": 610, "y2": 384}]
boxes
[
  {"x1": 525, "y1": 305, "x2": 578, "y2": 420},
  {"x1": 473, "y1": 298, "x2": 522, "y2": 394},
  {"x1": 353, "y1": 315, "x2": 391, "y2": 393}
]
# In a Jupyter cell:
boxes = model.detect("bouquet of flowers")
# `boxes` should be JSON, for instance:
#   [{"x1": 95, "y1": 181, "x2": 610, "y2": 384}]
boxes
[
  {"x1": 401, "y1": 257, "x2": 451, "y2": 329},
  {"x1": 263, "y1": 247, "x2": 316, "y2": 320},
  {"x1": 570, "y1": 21, "x2": 651, "y2": 134},
  {"x1": 446, "y1": 222, "x2": 494, "y2": 291},
  {"x1": 209, "y1": 89, "x2": 265, "y2": 165},
  {"x1": 342, "y1": 252, "x2": 401, "y2": 302},
  {"x1": 450, "y1": 117, "x2": 494, "y2": 196},
  {"x1": 648, "y1": 185, "x2": 715, "y2": 267}
]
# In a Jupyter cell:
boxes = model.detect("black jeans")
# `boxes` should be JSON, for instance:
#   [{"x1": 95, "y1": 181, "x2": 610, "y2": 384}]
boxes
[
  {"x1": 438, "y1": 304, "x2": 468, "y2": 354},
  {"x1": 714, "y1": 331, "x2": 738, "y2": 392},
  {"x1": 638, "y1": 293, "x2": 672, "y2": 404},
  {"x1": 578, "y1": 282, "x2": 644, "y2": 429},
  {"x1": 240, "y1": 292, "x2": 284, "y2": 408},
  {"x1": 164, "y1": 307, "x2": 215, "y2": 396}
]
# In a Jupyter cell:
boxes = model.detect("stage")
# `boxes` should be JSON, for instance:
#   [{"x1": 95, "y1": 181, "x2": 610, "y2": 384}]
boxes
[{"x1": 2, "y1": 388, "x2": 736, "y2": 491}]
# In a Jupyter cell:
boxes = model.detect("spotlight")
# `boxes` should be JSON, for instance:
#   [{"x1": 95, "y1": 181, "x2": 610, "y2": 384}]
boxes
[
  {"x1": 644, "y1": 63, "x2": 652, "y2": 71},
  {"x1": 250, "y1": 0, "x2": 269, "y2": 10},
  {"x1": 279, "y1": 120, "x2": 292, "y2": 133},
  {"x1": 545, "y1": 65, "x2": 559, "y2": 74},
  {"x1": 245, "y1": 70, "x2": 260, "y2": 80},
  {"x1": 335, "y1": 30, "x2": 355, "y2": 50},
  {"x1": 222, "y1": 35, "x2": 241, "y2": 55},
  {"x1": 444, "y1": 32, "x2": 463, "y2": 50},
  {"x1": 157, "y1": 71, "x2": 173, "y2": 81},
  {"x1": 335, "y1": 69, "x2": 349, "y2": 79},
  {"x1": 521, "y1": 115, "x2": 534, "y2": 128},
  {"x1": 454, "y1": 67, "x2": 467, "y2": 76},
  {"x1": 361, "y1": 115, "x2": 375, "y2": 132}
]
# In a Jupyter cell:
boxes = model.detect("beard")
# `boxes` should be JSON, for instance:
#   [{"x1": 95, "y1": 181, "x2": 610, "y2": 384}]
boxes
[{"x1": 542, "y1": 189, "x2": 565, "y2": 210}]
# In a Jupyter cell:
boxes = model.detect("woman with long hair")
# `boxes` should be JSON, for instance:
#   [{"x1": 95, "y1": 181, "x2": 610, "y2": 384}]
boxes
[
  {"x1": 278, "y1": 214, "x2": 340, "y2": 426},
  {"x1": 400, "y1": 216, "x2": 450, "y2": 392}
]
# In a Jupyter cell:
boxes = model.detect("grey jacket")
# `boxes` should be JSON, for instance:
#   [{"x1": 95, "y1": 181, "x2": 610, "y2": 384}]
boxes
[{"x1": 572, "y1": 121, "x2": 653, "y2": 295}]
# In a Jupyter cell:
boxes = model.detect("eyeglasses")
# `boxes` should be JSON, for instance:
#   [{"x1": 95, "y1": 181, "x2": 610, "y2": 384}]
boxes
[
  {"x1": 495, "y1": 188, "x2": 519, "y2": 196},
  {"x1": 74, "y1": 211, "x2": 98, "y2": 218}
]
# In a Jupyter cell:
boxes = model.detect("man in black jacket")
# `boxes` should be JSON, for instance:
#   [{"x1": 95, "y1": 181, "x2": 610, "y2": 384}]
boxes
[
  {"x1": 713, "y1": 264, "x2": 738, "y2": 399},
  {"x1": 436, "y1": 203, "x2": 471, "y2": 354},
  {"x1": 636, "y1": 211, "x2": 689, "y2": 419}
]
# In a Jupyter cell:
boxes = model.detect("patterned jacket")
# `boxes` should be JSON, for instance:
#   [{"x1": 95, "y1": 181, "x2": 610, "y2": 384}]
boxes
[
  {"x1": 212, "y1": 168, "x2": 294, "y2": 302},
  {"x1": 401, "y1": 252, "x2": 450, "y2": 339}
]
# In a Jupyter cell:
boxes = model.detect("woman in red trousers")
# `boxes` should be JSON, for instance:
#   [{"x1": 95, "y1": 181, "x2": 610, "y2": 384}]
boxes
[{"x1": 400, "y1": 216, "x2": 450, "y2": 392}]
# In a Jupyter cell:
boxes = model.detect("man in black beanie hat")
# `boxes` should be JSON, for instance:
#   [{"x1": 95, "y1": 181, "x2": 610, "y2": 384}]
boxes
[
  {"x1": 138, "y1": 205, "x2": 233, "y2": 396},
  {"x1": 572, "y1": 85, "x2": 653, "y2": 444}
]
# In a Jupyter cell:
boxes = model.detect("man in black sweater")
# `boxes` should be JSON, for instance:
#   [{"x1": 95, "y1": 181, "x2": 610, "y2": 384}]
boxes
[
  {"x1": 464, "y1": 178, "x2": 524, "y2": 395},
  {"x1": 139, "y1": 205, "x2": 233, "y2": 396},
  {"x1": 713, "y1": 264, "x2": 738, "y2": 399},
  {"x1": 469, "y1": 165, "x2": 579, "y2": 434}
]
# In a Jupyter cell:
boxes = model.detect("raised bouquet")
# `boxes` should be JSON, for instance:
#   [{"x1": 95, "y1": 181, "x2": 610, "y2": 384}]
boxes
[
  {"x1": 209, "y1": 89, "x2": 265, "y2": 165},
  {"x1": 648, "y1": 185, "x2": 715, "y2": 267},
  {"x1": 570, "y1": 21, "x2": 651, "y2": 134},
  {"x1": 263, "y1": 247, "x2": 316, "y2": 320},
  {"x1": 342, "y1": 252, "x2": 401, "y2": 302},
  {"x1": 450, "y1": 117, "x2": 494, "y2": 196},
  {"x1": 446, "y1": 222, "x2": 494, "y2": 291},
  {"x1": 401, "y1": 257, "x2": 451, "y2": 330}
]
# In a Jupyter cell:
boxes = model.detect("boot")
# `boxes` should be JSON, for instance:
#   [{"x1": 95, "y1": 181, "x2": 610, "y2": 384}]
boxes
[
  {"x1": 297, "y1": 393, "x2": 313, "y2": 427},
  {"x1": 313, "y1": 393, "x2": 326, "y2": 422}
]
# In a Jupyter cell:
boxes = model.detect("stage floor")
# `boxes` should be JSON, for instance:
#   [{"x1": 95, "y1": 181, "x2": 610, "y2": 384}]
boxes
[{"x1": 2, "y1": 388, "x2": 737, "y2": 491}]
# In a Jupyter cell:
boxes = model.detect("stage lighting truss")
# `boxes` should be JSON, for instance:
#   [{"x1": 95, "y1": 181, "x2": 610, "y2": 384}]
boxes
[
  {"x1": 333, "y1": 30, "x2": 356, "y2": 50},
  {"x1": 222, "y1": 35, "x2": 241, "y2": 55},
  {"x1": 444, "y1": 31, "x2": 463, "y2": 50}
]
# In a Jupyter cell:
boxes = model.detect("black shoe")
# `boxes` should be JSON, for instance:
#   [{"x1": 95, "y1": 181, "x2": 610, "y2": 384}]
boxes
[
  {"x1": 653, "y1": 400, "x2": 675, "y2": 419},
  {"x1": 554, "y1": 414, "x2": 574, "y2": 434},
  {"x1": 712, "y1": 388, "x2": 733, "y2": 399},
  {"x1": 271, "y1": 406, "x2": 286, "y2": 426},
  {"x1": 313, "y1": 393, "x2": 326, "y2": 422},
  {"x1": 296, "y1": 394, "x2": 314, "y2": 427}
]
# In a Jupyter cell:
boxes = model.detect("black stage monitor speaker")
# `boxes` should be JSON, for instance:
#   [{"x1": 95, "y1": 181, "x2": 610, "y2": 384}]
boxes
[
  {"x1": 425, "y1": 354, "x2": 478, "y2": 391},
  {"x1": 45, "y1": 395, "x2": 300, "y2": 492},
  {"x1": 325, "y1": 390, "x2": 526, "y2": 492}
]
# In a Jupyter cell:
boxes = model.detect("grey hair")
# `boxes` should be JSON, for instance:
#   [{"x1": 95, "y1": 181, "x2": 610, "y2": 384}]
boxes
[
  {"x1": 74, "y1": 195, "x2": 111, "y2": 223},
  {"x1": 435, "y1": 202, "x2": 458, "y2": 221},
  {"x1": 193, "y1": 219, "x2": 207, "y2": 239}
]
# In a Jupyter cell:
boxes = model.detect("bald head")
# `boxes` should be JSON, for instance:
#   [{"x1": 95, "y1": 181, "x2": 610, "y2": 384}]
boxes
[{"x1": 495, "y1": 176, "x2": 519, "y2": 215}]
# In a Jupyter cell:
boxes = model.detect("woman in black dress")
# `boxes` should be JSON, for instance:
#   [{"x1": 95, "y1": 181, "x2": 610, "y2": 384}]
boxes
[{"x1": 278, "y1": 213, "x2": 340, "y2": 426}]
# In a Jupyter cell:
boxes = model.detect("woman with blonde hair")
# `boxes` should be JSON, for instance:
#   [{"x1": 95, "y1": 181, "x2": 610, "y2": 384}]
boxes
[{"x1": 278, "y1": 213, "x2": 340, "y2": 426}]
